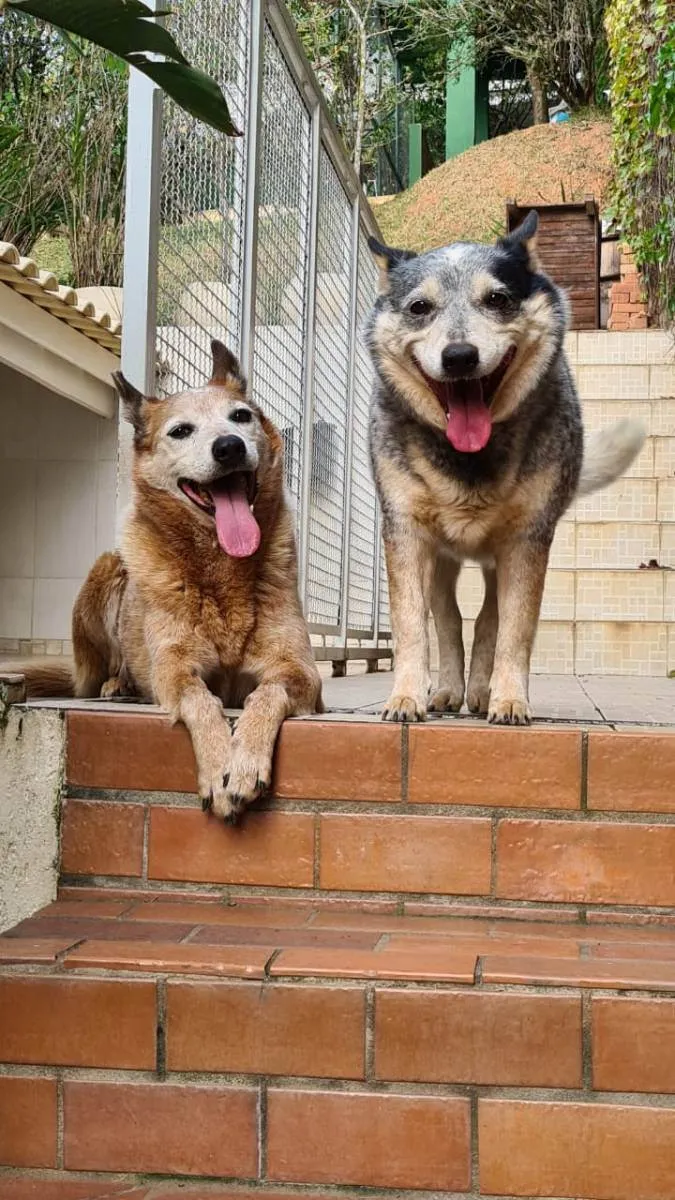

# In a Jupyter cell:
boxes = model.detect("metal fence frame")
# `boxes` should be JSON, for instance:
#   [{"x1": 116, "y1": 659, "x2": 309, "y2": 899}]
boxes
[{"x1": 120, "y1": 0, "x2": 391, "y2": 670}]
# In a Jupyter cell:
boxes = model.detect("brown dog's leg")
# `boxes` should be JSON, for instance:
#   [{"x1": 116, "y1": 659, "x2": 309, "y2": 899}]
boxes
[
  {"x1": 225, "y1": 659, "x2": 320, "y2": 820},
  {"x1": 382, "y1": 525, "x2": 435, "y2": 722},
  {"x1": 466, "y1": 566, "x2": 498, "y2": 715},
  {"x1": 488, "y1": 540, "x2": 549, "y2": 725},
  {"x1": 428, "y1": 556, "x2": 464, "y2": 713},
  {"x1": 149, "y1": 635, "x2": 233, "y2": 818}
]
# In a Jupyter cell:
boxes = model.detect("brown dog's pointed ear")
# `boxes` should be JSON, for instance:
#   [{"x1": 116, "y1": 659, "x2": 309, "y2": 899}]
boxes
[
  {"x1": 210, "y1": 339, "x2": 245, "y2": 387},
  {"x1": 112, "y1": 371, "x2": 149, "y2": 446},
  {"x1": 498, "y1": 210, "x2": 540, "y2": 270},
  {"x1": 368, "y1": 236, "x2": 417, "y2": 293}
]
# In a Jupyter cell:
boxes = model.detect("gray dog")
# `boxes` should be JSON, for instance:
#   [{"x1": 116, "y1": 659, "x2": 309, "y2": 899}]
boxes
[{"x1": 367, "y1": 212, "x2": 644, "y2": 725}]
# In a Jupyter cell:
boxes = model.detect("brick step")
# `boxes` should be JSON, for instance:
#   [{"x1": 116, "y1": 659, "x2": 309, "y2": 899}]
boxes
[
  {"x1": 4, "y1": 897, "x2": 675, "y2": 1194},
  {"x1": 61, "y1": 710, "x2": 675, "y2": 914}
]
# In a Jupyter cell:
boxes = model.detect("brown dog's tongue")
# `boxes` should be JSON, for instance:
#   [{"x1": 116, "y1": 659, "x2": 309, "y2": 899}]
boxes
[
  {"x1": 445, "y1": 379, "x2": 492, "y2": 452},
  {"x1": 210, "y1": 475, "x2": 260, "y2": 558}
]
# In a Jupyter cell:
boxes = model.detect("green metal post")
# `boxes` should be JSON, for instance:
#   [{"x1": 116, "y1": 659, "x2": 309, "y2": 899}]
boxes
[{"x1": 409, "y1": 122, "x2": 423, "y2": 186}]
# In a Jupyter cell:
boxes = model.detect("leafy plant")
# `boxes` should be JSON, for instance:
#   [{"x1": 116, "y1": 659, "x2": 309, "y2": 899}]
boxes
[
  {"x1": 606, "y1": 0, "x2": 675, "y2": 322},
  {"x1": 0, "y1": 0, "x2": 239, "y2": 134}
]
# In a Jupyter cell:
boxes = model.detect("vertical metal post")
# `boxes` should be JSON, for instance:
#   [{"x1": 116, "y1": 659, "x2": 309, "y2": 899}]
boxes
[
  {"x1": 297, "y1": 105, "x2": 321, "y2": 610},
  {"x1": 373, "y1": 508, "x2": 383, "y2": 645},
  {"x1": 117, "y1": 15, "x2": 163, "y2": 538},
  {"x1": 337, "y1": 196, "x2": 361, "y2": 648},
  {"x1": 239, "y1": 0, "x2": 266, "y2": 384}
]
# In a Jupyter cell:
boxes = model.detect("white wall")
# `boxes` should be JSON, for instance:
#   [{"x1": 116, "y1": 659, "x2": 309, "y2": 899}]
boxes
[{"x1": 0, "y1": 363, "x2": 118, "y2": 647}]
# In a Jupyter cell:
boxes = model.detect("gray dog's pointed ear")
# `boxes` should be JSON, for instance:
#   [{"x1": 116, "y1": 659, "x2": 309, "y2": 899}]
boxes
[
  {"x1": 368, "y1": 236, "x2": 417, "y2": 293},
  {"x1": 112, "y1": 371, "x2": 150, "y2": 445},
  {"x1": 498, "y1": 210, "x2": 540, "y2": 269},
  {"x1": 210, "y1": 339, "x2": 245, "y2": 388}
]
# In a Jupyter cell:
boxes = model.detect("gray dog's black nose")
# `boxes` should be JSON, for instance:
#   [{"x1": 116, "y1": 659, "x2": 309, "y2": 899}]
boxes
[
  {"x1": 212, "y1": 434, "x2": 246, "y2": 466},
  {"x1": 441, "y1": 343, "x2": 479, "y2": 376}
]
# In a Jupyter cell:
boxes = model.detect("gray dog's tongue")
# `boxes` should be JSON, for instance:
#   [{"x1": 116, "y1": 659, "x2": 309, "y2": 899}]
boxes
[
  {"x1": 210, "y1": 475, "x2": 260, "y2": 558},
  {"x1": 445, "y1": 378, "x2": 492, "y2": 452}
]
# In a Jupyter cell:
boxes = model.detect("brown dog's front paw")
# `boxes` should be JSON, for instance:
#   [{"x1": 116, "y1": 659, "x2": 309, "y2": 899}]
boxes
[
  {"x1": 382, "y1": 693, "x2": 427, "y2": 722},
  {"x1": 211, "y1": 743, "x2": 271, "y2": 821},
  {"x1": 487, "y1": 696, "x2": 531, "y2": 725}
]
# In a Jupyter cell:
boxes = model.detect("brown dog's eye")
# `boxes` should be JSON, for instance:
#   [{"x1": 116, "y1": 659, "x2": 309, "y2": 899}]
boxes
[
  {"x1": 409, "y1": 298, "x2": 433, "y2": 316},
  {"x1": 484, "y1": 291, "x2": 512, "y2": 312},
  {"x1": 231, "y1": 408, "x2": 253, "y2": 424},
  {"x1": 168, "y1": 423, "x2": 194, "y2": 439}
]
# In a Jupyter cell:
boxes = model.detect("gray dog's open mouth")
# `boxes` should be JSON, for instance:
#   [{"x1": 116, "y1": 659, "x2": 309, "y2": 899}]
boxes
[
  {"x1": 178, "y1": 472, "x2": 260, "y2": 558},
  {"x1": 421, "y1": 346, "x2": 516, "y2": 453}
]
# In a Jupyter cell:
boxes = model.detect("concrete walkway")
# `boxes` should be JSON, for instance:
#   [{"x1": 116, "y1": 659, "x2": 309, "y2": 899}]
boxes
[{"x1": 319, "y1": 665, "x2": 675, "y2": 726}]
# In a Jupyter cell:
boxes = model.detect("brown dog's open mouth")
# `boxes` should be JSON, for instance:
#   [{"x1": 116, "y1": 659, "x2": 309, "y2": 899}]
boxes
[
  {"x1": 421, "y1": 346, "x2": 516, "y2": 453},
  {"x1": 178, "y1": 471, "x2": 260, "y2": 558}
]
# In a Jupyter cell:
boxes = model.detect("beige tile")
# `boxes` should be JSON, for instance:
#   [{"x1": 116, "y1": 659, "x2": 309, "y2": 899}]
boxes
[
  {"x1": 36, "y1": 391, "x2": 100, "y2": 461},
  {"x1": 530, "y1": 622, "x2": 574, "y2": 674},
  {"x1": 577, "y1": 331, "x2": 674, "y2": 365},
  {"x1": 576, "y1": 479, "x2": 657, "y2": 523},
  {"x1": 576, "y1": 331, "x2": 644, "y2": 365},
  {"x1": 456, "y1": 567, "x2": 485, "y2": 619},
  {"x1": 32, "y1": 577, "x2": 81, "y2": 640},
  {"x1": 665, "y1": 572, "x2": 675, "y2": 623},
  {"x1": 650, "y1": 365, "x2": 675, "y2": 399},
  {"x1": 660, "y1": 524, "x2": 675, "y2": 566},
  {"x1": 575, "y1": 569, "x2": 664, "y2": 621},
  {"x1": 576, "y1": 523, "x2": 660, "y2": 570},
  {"x1": 549, "y1": 522, "x2": 576, "y2": 569},
  {"x1": 564, "y1": 332, "x2": 578, "y2": 363},
  {"x1": 35, "y1": 461, "x2": 97, "y2": 578},
  {"x1": 669, "y1": 627, "x2": 675, "y2": 675},
  {"x1": 581, "y1": 400, "x2": 653, "y2": 435},
  {"x1": 644, "y1": 332, "x2": 675, "y2": 364},
  {"x1": 95, "y1": 461, "x2": 117, "y2": 556},
  {"x1": 577, "y1": 365, "x2": 650, "y2": 401},
  {"x1": 541, "y1": 570, "x2": 575, "y2": 621},
  {"x1": 0, "y1": 460, "x2": 36, "y2": 578},
  {"x1": 650, "y1": 398, "x2": 675, "y2": 436},
  {"x1": 0, "y1": 578, "x2": 33, "y2": 638},
  {"x1": 654, "y1": 437, "x2": 675, "y2": 479},
  {"x1": 658, "y1": 480, "x2": 675, "y2": 522},
  {"x1": 575, "y1": 621, "x2": 668, "y2": 675}
]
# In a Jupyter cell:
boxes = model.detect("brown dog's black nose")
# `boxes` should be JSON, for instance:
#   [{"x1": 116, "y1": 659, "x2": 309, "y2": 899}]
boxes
[
  {"x1": 441, "y1": 343, "x2": 479, "y2": 376},
  {"x1": 212, "y1": 435, "x2": 246, "y2": 466}
]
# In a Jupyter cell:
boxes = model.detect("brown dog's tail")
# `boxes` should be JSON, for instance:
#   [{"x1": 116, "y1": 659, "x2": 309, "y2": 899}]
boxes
[{"x1": 0, "y1": 659, "x2": 75, "y2": 698}]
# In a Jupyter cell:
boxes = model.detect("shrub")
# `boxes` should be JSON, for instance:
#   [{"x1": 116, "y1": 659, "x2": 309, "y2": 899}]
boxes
[{"x1": 606, "y1": 0, "x2": 675, "y2": 323}]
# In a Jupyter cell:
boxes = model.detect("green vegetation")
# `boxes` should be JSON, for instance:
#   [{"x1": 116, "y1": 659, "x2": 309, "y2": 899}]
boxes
[
  {"x1": 606, "y1": 0, "x2": 675, "y2": 322},
  {"x1": 1, "y1": 0, "x2": 237, "y2": 134}
]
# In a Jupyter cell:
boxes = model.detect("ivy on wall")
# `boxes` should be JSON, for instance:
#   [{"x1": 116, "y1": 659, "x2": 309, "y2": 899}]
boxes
[{"x1": 606, "y1": 0, "x2": 675, "y2": 324}]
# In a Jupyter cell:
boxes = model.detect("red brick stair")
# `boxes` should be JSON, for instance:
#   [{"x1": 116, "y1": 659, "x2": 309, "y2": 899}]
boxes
[{"x1": 3, "y1": 708, "x2": 675, "y2": 1198}]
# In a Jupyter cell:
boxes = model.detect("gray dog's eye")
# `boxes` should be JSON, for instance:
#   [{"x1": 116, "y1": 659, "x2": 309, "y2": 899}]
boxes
[
  {"x1": 484, "y1": 291, "x2": 512, "y2": 312},
  {"x1": 231, "y1": 408, "x2": 253, "y2": 424},
  {"x1": 409, "y1": 298, "x2": 433, "y2": 317},
  {"x1": 168, "y1": 423, "x2": 195, "y2": 439}
]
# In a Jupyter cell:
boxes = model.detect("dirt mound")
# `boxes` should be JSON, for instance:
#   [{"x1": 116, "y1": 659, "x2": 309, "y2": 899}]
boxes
[{"x1": 374, "y1": 118, "x2": 613, "y2": 252}]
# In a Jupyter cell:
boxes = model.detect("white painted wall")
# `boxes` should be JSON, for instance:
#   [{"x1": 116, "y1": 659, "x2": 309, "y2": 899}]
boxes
[{"x1": 0, "y1": 363, "x2": 118, "y2": 645}]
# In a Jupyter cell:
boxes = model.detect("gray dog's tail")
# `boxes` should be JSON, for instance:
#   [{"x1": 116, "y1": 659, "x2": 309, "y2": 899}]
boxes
[{"x1": 577, "y1": 419, "x2": 646, "y2": 497}]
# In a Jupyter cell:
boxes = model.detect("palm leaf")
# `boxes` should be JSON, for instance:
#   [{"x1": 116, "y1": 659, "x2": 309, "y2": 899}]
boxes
[{"x1": 5, "y1": 0, "x2": 240, "y2": 135}]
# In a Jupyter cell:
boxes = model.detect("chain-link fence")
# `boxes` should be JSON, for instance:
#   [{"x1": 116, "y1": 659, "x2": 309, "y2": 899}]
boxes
[{"x1": 122, "y1": 0, "x2": 391, "y2": 669}]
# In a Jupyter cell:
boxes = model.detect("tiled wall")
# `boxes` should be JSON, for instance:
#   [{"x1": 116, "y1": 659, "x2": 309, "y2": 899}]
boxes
[{"x1": 0, "y1": 364, "x2": 118, "y2": 648}]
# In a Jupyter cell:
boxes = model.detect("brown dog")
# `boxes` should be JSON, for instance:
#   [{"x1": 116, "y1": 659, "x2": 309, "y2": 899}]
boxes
[{"x1": 10, "y1": 341, "x2": 322, "y2": 821}]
